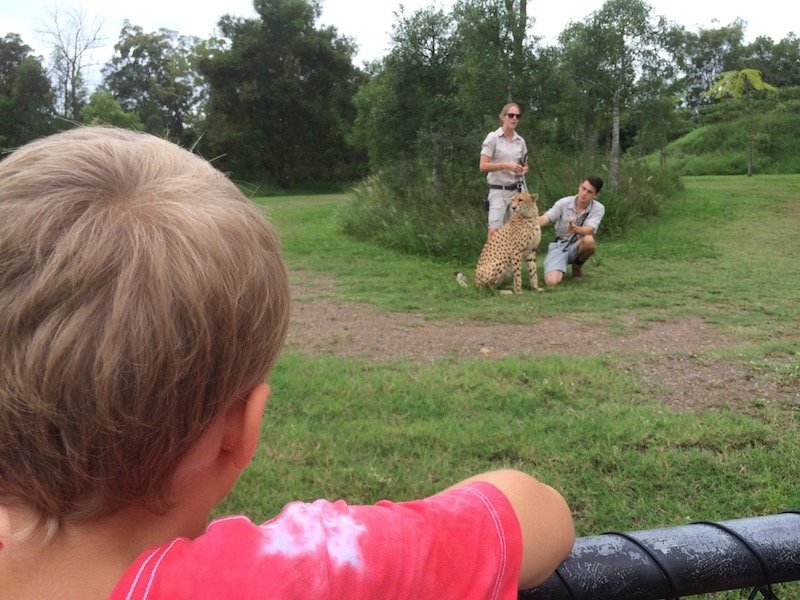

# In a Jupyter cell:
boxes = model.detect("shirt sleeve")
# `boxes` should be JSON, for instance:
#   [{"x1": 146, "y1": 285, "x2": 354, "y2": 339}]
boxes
[
  {"x1": 584, "y1": 201, "x2": 605, "y2": 233},
  {"x1": 544, "y1": 197, "x2": 566, "y2": 223},
  {"x1": 480, "y1": 132, "x2": 496, "y2": 158},
  {"x1": 111, "y1": 482, "x2": 522, "y2": 600}
]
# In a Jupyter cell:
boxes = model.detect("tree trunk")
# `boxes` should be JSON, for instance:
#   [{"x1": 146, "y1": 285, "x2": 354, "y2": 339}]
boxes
[
  {"x1": 610, "y1": 87, "x2": 621, "y2": 189},
  {"x1": 505, "y1": 0, "x2": 526, "y2": 91},
  {"x1": 582, "y1": 121, "x2": 597, "y2": 168}
]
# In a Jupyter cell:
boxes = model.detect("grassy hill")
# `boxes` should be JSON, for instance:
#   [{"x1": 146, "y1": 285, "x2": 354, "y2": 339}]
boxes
[{"x1": 654, "y1": 88, "x2": 800, "y2": 176}]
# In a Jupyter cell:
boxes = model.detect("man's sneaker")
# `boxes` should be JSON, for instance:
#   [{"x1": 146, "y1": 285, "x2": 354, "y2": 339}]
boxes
[{"x1": 572, "y1": 264, "x2": 583, "y2": 279}]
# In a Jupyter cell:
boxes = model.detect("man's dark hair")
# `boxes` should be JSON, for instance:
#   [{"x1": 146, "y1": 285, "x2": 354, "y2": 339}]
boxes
[{"x1": 586, "y1": 176, "x2": 604, "y2": 194}]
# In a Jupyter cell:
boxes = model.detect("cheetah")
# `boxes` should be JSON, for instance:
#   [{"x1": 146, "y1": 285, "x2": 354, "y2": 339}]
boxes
[{"x1": 459, "y1": 191, "x2": 541, "y2": 294}]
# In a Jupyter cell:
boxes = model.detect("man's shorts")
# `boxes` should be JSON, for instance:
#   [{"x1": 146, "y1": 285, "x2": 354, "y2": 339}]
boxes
[{"x1": 543, "y1": 239, "x2": 579, "y2": 273}]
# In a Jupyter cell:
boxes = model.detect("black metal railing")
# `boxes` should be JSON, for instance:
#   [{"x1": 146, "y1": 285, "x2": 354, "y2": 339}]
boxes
[{"x1": 521, "y1": 512, "x2": 800, "y2": 599}]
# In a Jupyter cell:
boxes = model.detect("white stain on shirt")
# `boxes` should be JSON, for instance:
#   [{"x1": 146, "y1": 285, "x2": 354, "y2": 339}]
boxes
[{"x1": 258, "y1": 501, "x2": 366, "y2": 571}]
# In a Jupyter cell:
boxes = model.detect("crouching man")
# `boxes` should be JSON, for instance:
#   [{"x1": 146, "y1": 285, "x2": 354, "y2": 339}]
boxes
[{"x1": 538, "y1": 176, "x2": 605, "y2": 286}]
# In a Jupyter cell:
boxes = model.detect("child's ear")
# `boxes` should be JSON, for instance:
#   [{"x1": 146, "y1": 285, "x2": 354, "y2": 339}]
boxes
[{"x1": 222, "y1": 383, "x2": 270, "y2": 469}]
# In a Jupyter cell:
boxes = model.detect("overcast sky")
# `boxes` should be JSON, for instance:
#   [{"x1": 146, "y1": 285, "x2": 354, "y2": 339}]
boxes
[{"x1": 3, "y1": 0, "x2": 796, "y2": 73}]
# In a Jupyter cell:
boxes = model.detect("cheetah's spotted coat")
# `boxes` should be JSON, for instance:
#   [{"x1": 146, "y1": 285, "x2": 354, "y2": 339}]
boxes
[{"x1": 473, "y1": 191, "x2": 541, "y2": 293}]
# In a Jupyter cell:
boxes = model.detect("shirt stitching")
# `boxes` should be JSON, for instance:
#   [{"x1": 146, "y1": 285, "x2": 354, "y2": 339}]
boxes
[
  {"x1": 124, "y1": 539, "x2": 180, "y2": 600},
  {"x1": 462, "y1": 486, "x2": 508, "y2": 600}
]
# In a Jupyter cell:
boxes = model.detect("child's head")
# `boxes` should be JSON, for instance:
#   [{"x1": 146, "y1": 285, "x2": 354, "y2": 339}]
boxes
[{"x1": 0, "y1": 127, "x2": 290, "y2": 531}]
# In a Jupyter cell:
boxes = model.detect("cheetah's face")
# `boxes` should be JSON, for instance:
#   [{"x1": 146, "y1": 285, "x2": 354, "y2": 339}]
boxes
[{"x1": 510, "y1": 192, "x2": 539, "y2": 218}]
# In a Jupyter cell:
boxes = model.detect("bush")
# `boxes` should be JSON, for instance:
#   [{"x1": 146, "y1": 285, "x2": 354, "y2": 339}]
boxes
[
  {"x1": 338, "y1": 158, "x2": 678, "y2": 261},
  {"x1": 339, "y1": 174, "x2": 487, "y2": 262}
]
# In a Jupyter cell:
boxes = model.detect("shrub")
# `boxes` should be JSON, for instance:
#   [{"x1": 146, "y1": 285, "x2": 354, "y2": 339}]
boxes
[{"x1": 339, "y1": 158, "x2": 678, "y2": 261}]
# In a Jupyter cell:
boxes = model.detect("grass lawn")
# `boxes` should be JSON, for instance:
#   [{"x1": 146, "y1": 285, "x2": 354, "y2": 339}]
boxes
[{"x1": 218, "y1": 175, "x2": 800, "y2": 598}]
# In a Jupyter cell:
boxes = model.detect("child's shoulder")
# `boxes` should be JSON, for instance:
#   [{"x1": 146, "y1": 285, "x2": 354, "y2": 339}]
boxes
[{"x1": 112, "y1": 485, "x2": 520, "y2": 599}]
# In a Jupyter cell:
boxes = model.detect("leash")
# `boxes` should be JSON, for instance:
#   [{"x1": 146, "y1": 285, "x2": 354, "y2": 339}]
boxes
[
  {"x1": 561, "y1": 203, "x2": 592, "y2": 253},
  {"x1": 516, "y1": 152, "x2": 528, "y2": 193}
]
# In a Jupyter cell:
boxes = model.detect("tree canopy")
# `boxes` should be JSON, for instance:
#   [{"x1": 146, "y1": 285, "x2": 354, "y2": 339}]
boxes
[
  {"x1": 0, "y1": 33, "x2": 53, "y2": 149},
  {"x1": 196, "y1": 0, "x2": 366, "y2": 186},
  {"x1": 1, "y1": 0, "x2": 798, "y2": 190},
  {"x1": 102, "y1": 22, "x2": 198, "y2": 142}
]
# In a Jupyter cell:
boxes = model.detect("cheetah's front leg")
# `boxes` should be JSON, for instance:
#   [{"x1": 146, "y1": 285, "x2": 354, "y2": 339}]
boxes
[
  {"x1": 512, "y1": 255, "x2": 523, "y2": 293},
  {"x1": 524, "y1": 250, "x2": 540, "y2": 291}
]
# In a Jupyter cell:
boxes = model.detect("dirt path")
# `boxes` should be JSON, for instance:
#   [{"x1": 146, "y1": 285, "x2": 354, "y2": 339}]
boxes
[{"x1": 285, "y1": 278, "x2": 798, "y2": 412}]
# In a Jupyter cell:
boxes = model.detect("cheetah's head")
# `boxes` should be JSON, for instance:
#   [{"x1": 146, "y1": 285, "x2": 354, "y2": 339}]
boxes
[{"x1": 510, "y1": 191, "x2": 539, "y2": 217}]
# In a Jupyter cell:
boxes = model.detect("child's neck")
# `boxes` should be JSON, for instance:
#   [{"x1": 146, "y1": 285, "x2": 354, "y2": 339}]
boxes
[{"x1": 0, "y1": 504, "x2": 209, "y2": 600}]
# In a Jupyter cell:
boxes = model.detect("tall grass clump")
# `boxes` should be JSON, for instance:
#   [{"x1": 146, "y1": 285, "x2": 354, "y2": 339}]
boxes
[
  {"x1": 338, "y1": 169, "x2": 487, "y2": 262},
  {"x1": 600, "y1": 159, "x2": 683, "y2": 236},
  {"x1": 339, "y1": 155, "x2": 677, "y2": 261}
]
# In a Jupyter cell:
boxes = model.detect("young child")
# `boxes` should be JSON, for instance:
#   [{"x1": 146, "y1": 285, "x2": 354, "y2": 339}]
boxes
[{"x1": 0, "y1": 127, "x2": 574, "y2": 599}]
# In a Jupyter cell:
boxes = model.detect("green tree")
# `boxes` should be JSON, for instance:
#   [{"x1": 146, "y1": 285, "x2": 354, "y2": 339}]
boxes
[
  {"x1": 354, "y1": 0, "x2": 538, "y2": 197},
  {"x1": 629, "y1": 89, "x2": 687, "y2": 169},
  {"x1": 102, "y1": 22, "x2": 197, "y2": 141},
  {"x1": 705, "y1": 68, "x2": 778, "y2": 176},
  {"x1": 198, "y1": 0, "x2": 365, "y2": 187},
  {"x1": 449, "y1": 0, "x2": 538, "y2": 158},
  {"x1": 678, "y1": 21, "x2": 747, "y2": 113},
  {"x1": 742, "y1": 33, "x2": 800, "y2": 88},
  {"x1": 627, "y1": 22, "x2": 688, "y2": 167},
  {"x1": 556, "y1": 21, "x2": 613, "y2": 167},
  {"x1": 591, "y1": 0, "x2": 673, "y2": 188},
  {"x1": 451, "y1": 0, "x2": 531, "y2": 109},
  {"x1": 0, "y1": 33, "x2": 54, "y2": 149},
  {"x1": 82, "y1": 90, "x2": 143, "y2": 129},
  {"x1": 353, "y1": 6, "x2": 456, "y2": 183},
  {"x1": 554, "y1": 0, "x2": 679, "y2": 187}
]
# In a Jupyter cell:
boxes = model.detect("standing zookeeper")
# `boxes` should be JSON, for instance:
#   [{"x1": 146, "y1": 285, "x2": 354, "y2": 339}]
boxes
[{"x1": 479, "y1": 102, "x2": 528, "y2": 237}]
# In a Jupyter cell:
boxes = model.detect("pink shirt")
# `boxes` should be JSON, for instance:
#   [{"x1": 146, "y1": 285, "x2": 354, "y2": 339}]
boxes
[{"x1": 110, "y1": 482, "x2": 522, "y2": 599}]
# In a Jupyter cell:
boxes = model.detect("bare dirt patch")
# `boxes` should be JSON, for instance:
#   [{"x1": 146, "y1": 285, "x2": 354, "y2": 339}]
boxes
[{"x1": 286, "y1": 276, "x2": 799, "y2": 412}]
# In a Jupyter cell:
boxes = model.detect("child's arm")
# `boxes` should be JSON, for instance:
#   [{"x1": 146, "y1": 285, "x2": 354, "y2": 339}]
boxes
[{"x1": 448, "y1": 469, "x2": 574, "y2": 589}]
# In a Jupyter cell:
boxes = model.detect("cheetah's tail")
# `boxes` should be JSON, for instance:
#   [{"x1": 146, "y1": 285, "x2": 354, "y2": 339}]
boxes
[{"x1": 455, "y1": 272, "x2": 468, "y2": 288}]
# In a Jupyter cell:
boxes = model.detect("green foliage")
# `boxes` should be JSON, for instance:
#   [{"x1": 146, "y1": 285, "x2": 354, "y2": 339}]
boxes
[
  {"x1": 0, "y1": 34, "x2": 54, "y2": 149},
  {"x1": 197, "y1": 0, "x2": 367, "y2": 188},
  {"x1": 101, "y1": 23, "x2": 198, "y2": 142},
  {"x1": 346, "y1": 0, "x2": 695, "y2": 259},
  {"x1": 8, "y1": 0, "x2": 800, "y2": 196},
  {"x1": 678, "y1": 21, "x2": 748, "y2": 112},
  {"x1": 656, "y1": 95, "x2": 800, "y2": 175},
  {"x1": 339, "y1": 174, "x2": 487, "y2": 261},
  {"x1": 82, "y1": 90, "x2": 143, "y2": 129},
  {"x1": 702, "y1": 68, "x2": 779, "y2": 176},
  {"x1": 338, "y1": 159, "x2": 678, "y2": 260},
  {"x1": 353, "y1": 0, "x2": 543, "y2": 197},
  {"x1": 705, "y1": 68, "x2": 778, "y2": 100}
]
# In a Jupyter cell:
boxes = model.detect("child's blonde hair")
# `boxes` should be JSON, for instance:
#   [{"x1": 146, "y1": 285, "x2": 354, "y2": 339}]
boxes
[{"x1": 0, "y1": 127, "x2": 290, "y2": 528}]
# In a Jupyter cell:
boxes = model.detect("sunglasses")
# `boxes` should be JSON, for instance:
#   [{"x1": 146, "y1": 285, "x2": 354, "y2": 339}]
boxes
[{"x1": 505, "y1": 113, "x2": 521, "y2": 119}]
